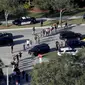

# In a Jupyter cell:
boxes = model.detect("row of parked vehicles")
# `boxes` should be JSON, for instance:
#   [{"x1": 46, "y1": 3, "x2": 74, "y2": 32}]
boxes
[
  {"x1": 0, "y1": 32, "x2": 13, "y2": 46},
  {"x1": 57, "y1": 30, "x2": 85, "y2": 56},
  {"x1": 12, "y1": 16, "x2": 43, "y2": 26},
  {"x1": 0, "y1": 30, "x2": 85, "y2": 57}
]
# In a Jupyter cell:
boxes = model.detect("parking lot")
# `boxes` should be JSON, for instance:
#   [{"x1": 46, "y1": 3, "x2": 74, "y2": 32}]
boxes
[{"x1": 0, "y1": 24, "x2": 85, "y2": 75}]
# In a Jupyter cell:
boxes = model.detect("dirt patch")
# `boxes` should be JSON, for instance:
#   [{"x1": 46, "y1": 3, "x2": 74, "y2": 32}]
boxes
[{"x1": 29, "y1": 7, "x2": 49, "y2": 13}]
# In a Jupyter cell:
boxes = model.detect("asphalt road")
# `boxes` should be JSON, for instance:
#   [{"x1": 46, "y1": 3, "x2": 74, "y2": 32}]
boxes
[{"x1": 0, "y1": 24, "x2": 85, "y2": 75}]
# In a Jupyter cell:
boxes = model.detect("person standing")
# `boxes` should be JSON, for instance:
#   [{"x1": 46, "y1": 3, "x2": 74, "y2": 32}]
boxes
[
  {"x1": 34, "y1": 34, "x2": 38, "y2": 44},
  {"x1": 22, "y1": 70, "x2": 25, "y2": 79},
  {"x1": 11, "y1": 45, "x2": 14, "y2": 53},
  {"x1": 55, "y1": 41, "x2": 59, "y2": 50},
  {"x1": 23, "y1": 43, "x2": 26, "y2": 51},
  {"x1": 57, "y1": 21, "x2": 59, "y2": 28},
  {"x1": 64, "y1": 21, "x2": 68, "y2": 29},
  {"x1": 41, "y1": 20, "x2": 43, "y2": 26},
  {"x1": 25, "y1": 73, "x2": 29, "y2": 82}
]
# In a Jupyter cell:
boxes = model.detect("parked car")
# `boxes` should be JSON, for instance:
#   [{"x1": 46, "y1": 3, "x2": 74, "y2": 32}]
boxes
[
  {"x1": 0, "y1": 32, "x2": 13, "y2": 46},
  {"x1": 12, "y1": 17, "x2": 36, "y2": 25},
  {"x1": 28, "y1": 43, "x2": 50, "y2": 56},
  {"x1": 66, "y1": 39, "x2": 85, "y2": 48},
  {"x1": 57, "y1": 47, "x2": 78, "y2": 56},
  {"x1": 59, "y1": 31, "x2": 81, "y2": 40}
]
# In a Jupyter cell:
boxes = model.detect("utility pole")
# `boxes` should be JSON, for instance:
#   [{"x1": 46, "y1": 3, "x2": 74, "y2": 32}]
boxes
[
  {"x1": 0, "y1": 65, "x2": 12, "y2": 85},
  {"x1": 6, "y1": 66, "x2": 9, "y2": 85}
]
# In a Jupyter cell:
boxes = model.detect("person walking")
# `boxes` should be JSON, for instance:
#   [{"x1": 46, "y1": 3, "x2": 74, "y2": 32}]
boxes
[
  {"x1": 16, "y1": 54, "x2": 19, "y2": 66},
  {"x1": 11, "y1": 45, "x2": 14, "y2": 53},
  {"x1": 19, "y1": 52, "x2": 22, "y2": 58},
  {"x1": 26, "y1": 39, "x2": 30, "y2": 48},
  {"x1": 32, "y1": 26, "x2": 35, "y2": 34},
  {"x1": 34, "y1": 34, "x2": 38, "y2": 44},
  {"x1": 42, "y1": 29, "x2": 45, "y2": 37}
]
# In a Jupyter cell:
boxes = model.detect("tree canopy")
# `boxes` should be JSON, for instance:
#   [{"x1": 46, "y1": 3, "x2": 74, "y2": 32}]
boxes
[
  {"x1": 31, "y1": 48, "x2": 85, "y2": 85},
  {"x1": 0, "y1": 0, "x2": 25, "y2": 26},
  {"x1": 33, "y1": 0, "x2": 75, "y2": 11}
]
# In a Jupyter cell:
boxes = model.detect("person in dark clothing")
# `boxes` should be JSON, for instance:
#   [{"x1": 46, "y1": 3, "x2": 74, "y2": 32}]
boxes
[
  {"x1": 16, "y1": 54, "x2": 19, "y2": 66},
  {"x1": 11, "y1": 45, "x2": 13, "y2": 53},
  {"x1": 22, "y1": 70, "x2": 25, "y2": 79},
  {"x1": 32, "y1": 26, "x2": 35, "y2": 34},
  {"x1": 83, "y1": 13, "x2": 85, "y2": 21},
  {"x1": 57, "y1": 21, "x2": 59, "y2": 28},
  {"x1": 25, "y1": 73, "x2": 28, "y2": 82},
  {"x1": 34, "y1": 34, "x2": 38, "y2": 43},
  {"x1": 42, "y1": 29, "x2": 45, "y2": 37},
  {"x1": 56, "y1": 41, "x2": 59, "y2": 50},
  {"x1": 19, "y1": 52, "x2": 22, "y2": 58},
  {"x1": 16, "y1": 54, "x2": 19, "y2": 62},
  {"x1": 41, "y1": 20, "x2": 43, "y2": 26},
  {"x1": 64, "y1": 21, "x2": 68, "y2": 29}
]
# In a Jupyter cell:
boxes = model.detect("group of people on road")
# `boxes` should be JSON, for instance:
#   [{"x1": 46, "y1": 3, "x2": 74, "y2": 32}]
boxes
[
  {"x1": 55, "y1": 40, "x2": 65, "y2": 50},
  {"x1": 40, "y1": 21, "x2": 59, "y2": 37},
  {"x1": 9, "y1": 69, "x2": 29, "y2": 85}
]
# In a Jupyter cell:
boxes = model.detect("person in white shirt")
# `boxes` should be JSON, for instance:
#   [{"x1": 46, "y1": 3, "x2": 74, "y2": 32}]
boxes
[{"x1": 26, "y1": 39, "x2": 30, "y2": 48}]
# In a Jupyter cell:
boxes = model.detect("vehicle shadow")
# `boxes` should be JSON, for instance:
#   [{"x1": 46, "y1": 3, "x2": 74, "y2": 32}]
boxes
[
  {"x1": 50, "y1": 47, "x2": 56, "y2": 52},
  {"x1": 13, "y1": 35, "x2": 24, "y2": 39},
  {"x1": 14, "y1": 39, "x2": 28, "y2": 45}
]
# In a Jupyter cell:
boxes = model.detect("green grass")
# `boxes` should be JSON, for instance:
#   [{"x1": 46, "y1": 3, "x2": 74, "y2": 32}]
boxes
[
  {"x1": 1, "y1": 18, "x2": 85, "y2": 29},
  {"x1": 28, "y1": 8, "x2": 85, "y2": 18},
  {"x1": 43, "y1": 51, "x2": 58, "y2": 60}
]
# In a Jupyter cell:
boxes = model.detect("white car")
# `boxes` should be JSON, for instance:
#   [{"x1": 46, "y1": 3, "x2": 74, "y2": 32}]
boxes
[{"x1": 57, "y1": 47, "x2": 78, "y2": 56}]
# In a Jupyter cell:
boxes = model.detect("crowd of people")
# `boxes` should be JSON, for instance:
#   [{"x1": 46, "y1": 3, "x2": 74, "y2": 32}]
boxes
[{"x1": 8, "y1": 20, "x2": 69, "y2": 85}]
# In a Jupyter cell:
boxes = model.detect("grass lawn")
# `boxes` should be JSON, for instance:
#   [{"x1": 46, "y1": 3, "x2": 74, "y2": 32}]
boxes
[
  {"x1": 1, "y1": 18, "x2": 85, "y2": 29},
  {"x1": 0, "y1": 18, "x2": 85, "y2": 29},
  {"x1": 43, "y1": 51, "x2": 58, "y2": 60}
]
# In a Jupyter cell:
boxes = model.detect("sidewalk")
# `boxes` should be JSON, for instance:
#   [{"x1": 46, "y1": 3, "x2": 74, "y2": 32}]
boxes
[{"x1": 0, "y1": 15, "x2": 84, "y2": 32}]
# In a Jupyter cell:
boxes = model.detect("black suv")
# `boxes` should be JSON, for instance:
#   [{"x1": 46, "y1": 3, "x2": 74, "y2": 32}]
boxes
[
  {"x1": 28, "y1": 43, "x2": 50, "y2": 56},
  {"x1": 60, "y1": 31, "x2": 81, "y2": 40},
  {"x1": 66, "y1": 39, "x2": 85, "y2": 48},
  {"x1": 12, "y1": 17, "x2": 36, "y2": 25},
  {"x1": 0, "y1": 32, "x2": 13, "y2": 46}
]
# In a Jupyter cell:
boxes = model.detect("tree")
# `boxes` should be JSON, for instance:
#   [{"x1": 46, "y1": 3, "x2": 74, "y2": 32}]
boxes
[
  {"x1": 0, "y1": 0, "x2": 24, "y2": 26},
  {"x1": 33, "y1": 0, "x2": 77, "y2": 26},
  {"x1": 30, "y1": 49, "x2": 85, "y2": 85}
]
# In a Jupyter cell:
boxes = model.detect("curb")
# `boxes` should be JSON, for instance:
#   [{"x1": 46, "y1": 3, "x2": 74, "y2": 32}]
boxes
[{"x1": 0, "y1": 24, "x2": 85, "y2": 32}]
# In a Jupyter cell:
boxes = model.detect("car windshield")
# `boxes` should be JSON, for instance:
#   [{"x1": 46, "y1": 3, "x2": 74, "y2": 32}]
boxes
[
  {"x1": 59, "y1": 50, "x2": 63, "y2": 52},
  {"x1": 66, "y1": 50, "x2": 76, "y2": 52}
]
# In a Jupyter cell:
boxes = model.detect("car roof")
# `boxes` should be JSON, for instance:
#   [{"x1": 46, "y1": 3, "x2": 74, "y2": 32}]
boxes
[
  {"x1": 60, "y1": 31, "x2": 74, "y2": 34},
  {"x1": 34, "y1": 43, "x2": 49, "y2": 48},
  {"x1": 60, "y1": 47, "x2": 72, "y2": 51}
]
